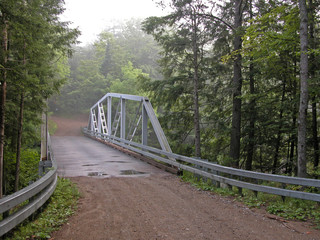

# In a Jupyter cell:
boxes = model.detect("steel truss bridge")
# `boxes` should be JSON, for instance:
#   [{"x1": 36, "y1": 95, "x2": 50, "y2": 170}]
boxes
[
  {"x1": 84, "y1": 93, "x2": 320, "y2": 202},
  {"x1": 1, "y1": 92, "x2": 320, "y2": 237},
  {"x1": 87, "y1": 93, "x2": 173, "y2": 154}
]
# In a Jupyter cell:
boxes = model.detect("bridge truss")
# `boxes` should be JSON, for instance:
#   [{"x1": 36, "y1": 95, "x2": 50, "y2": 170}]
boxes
[
  {"x1": 85, "y1": 93, "x2": 320, "y2": 203},
  {"x1": 87, "y1": 93, "x2": 173, "y2": 154}
]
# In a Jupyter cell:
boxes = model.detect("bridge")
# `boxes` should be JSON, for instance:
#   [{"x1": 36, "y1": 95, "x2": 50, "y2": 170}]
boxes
[{"x1": 1, "y1": 93, "x2": 320, "y2": 239}]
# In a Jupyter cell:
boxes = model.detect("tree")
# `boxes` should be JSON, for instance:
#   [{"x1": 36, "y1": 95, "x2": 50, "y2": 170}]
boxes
[
  {"x1": 308, "y1": 0, "x2": 319, "y2": 169},
  {"x1": 241, "y1": 2, "x2": 302, "y2": 174},
  {"x1": 143, "y1": 0, "x2": 218, "y2": 158},
  {"x1": 0, "y1": 0, "x2": 79, "y2": 195},
  {"x1": 0, "y1": 8, "x2": 9, "y2": 198},
  {"x1": 297, "y1": 0, "x2": 308, "y2": 177},
  {"x1": 245, "y1": 0, "x2": 255, "y2": 171},
  {"x1": 230, "y1": 0, "x2": 244, "y2": 168},
  {"x1": 53, "y1": 20, "x2": 160, "y2": 114}
]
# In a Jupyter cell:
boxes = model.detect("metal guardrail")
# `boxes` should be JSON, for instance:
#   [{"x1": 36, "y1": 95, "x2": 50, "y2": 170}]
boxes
[
  {"x1": 84, "y1": 129, "x2": 320, "y2": 202},
  {"x1": 0, "y1": 134, "x2": 57, "y2": 237}
]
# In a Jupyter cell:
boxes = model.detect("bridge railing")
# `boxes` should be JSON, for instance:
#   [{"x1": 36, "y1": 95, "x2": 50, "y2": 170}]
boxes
[
  {"x1": 83, "y1": 129, "x2": 320, "y2": 202},
  {"x1": 0, "y1": 126, "x2": 57, "y2": 236}
]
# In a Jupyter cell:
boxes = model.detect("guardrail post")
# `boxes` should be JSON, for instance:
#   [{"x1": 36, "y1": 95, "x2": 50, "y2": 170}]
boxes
[
  {"x1": 237, "y1": 176, "x2": 243, "y2": 196},
  {"x1": 142, "y1": 105, "x2": 148, "y2": 146},
  {"x1": 194, "y1": 158, "x2": 208, "y2": 183},
  {"x1": 281, "y1": 183, "x2": 286, "y2": 202},
  {"x1": 39, "y1": 113, "x2": 52, "y2": 176},
  {"x1": 210, "y1": 162, "x2": 218, "y2": 187},
  {"x1": 120, "y1": 97, "x2": 126, "y2": 139},
  {"x1": 194, "y1": 157, "x2": 201, "y2": 181},
  {"x1": 202, "y1": 159, "x2": 208, "y2": 183},
  {"x1": 107, "y1": 96, "x2": 112, "y2": 138},
  {"x1": 226, "y1": 183, "x2": 233, "y2": 191},
  {"x1": 39, "y1": 113, "x2": 48, "y2": 176},
  {"x1": 40, "y1": 113, "x2": 47, "y2": 161},
  {"x1": 252, "y1": 179, "x2": 259, "y2": 197}
]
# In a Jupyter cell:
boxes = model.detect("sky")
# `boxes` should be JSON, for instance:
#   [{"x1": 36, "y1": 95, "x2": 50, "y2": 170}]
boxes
[{"x1": 61, "y1": 0, "x2": 167, "y2": 45}]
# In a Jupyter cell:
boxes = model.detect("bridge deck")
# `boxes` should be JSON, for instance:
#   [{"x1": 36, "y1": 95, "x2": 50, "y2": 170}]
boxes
[
  {"x1": 50, "y1": 136, "x2": 319, "y2": 240},
  {"x1": 51, "y1": 136, "x2": 168, "y2": 178}
]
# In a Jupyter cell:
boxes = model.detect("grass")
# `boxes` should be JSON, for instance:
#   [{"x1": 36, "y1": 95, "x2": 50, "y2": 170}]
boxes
[
  {"x1": 181, "y1": 170, "x2": 320, "y2": 229},
  {"x1": 48, "y1": 119, "x2": 57, "y2": 136},
  {"x1": 4, "y1": 177, "x2": 80, "y2": 240}
]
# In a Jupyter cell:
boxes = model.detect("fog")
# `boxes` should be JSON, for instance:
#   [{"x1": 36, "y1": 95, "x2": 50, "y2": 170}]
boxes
[{"x1": 62, "y1": 0, "x2": 166, "y2": 45}]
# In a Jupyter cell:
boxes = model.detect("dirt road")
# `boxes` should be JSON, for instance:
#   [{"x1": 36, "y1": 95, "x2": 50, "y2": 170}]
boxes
[{"x1": 51, "y1": 115, "x2": 320, "y2": 240}]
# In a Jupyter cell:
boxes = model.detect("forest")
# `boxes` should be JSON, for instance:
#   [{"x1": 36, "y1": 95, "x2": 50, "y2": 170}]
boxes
[
  {"x1": 54, "y1": 0, "x2": 320, "y2": 179},
  {"x1": 1, "y1": 0, "x2": 320, "y2": 198},
  {"x1": 0, "y1": 0, "x2": 79, "y2": 197}
]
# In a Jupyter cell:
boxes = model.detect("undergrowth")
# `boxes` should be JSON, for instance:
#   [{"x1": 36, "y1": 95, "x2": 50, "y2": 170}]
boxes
[
  {"x1": 181, "y1": 170, "x2": 320, "y2": 229},
  {"x1": 4, "y1": 177, "x2": 80, "y2": 240}
]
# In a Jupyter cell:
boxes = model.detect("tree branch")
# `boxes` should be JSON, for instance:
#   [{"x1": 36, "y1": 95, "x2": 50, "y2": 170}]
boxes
[{"x1": 197, "y1": 13, "x2": 234, "y2": 30}]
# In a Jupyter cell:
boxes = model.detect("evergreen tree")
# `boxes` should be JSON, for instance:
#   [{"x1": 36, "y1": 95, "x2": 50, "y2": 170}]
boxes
[
  {"x1": 0, "y1": 0, "x2": 79, "y2": 196},
  {"x1": 297, "y1": 0, "x2": 309, "y2": 177}
]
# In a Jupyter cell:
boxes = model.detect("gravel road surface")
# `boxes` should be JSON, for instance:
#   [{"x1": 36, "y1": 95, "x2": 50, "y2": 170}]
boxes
[{"x1": 50, "y1": 115, "x2": 320, "y2": 240}]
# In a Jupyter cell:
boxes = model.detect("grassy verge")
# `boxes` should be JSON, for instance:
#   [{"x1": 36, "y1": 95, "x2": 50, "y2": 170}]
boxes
[
  {"x1": 48, "y1": 119, "x2": 57, "y2": 136},
  {"x1": 181, "y1": 170, "x2": 320, "y2": 229},
  {"x1": 4, "y1": 177, "x2": 80, "y2": 240}
]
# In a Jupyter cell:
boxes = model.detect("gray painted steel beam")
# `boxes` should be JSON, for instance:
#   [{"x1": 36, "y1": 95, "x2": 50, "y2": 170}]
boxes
[
  {"x1": 87, "y1": 93, "x2": 173, "y2": 155},
  {"x1": 142, "y1": 105, "x2": 148, "y2": 145},
  {"x1": 120, "y1": 98, "x2": 126, "y2": 139},
  {"x1": 107, "y1": 96, "x2": 112, "y2": 137},
  {"x1": 142, "y1": 99, "x2": 173, "y2": 153}
]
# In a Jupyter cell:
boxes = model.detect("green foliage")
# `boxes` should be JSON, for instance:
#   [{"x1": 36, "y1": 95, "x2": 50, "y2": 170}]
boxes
[
  {"x1": 181, "y1": 170, "x2": 236, "y2": 196},
  {"x1": 141, "y1": 0, "x2": 234, "y2": 159},
  {"x1": 48, "y1": 119, "x2": 58, "y2": 136},
  {"x1": 4, "y1": 177, "x2": 80, "y2": 240},
  {"x1": 181, "y1": 170, "x2": 320, "y2": 228},
  {"x1": 267, "y1": 199, "x2": 320, "y2": 226},
  {"x1": 4, "y1": 149, "x2": 40, "y2": 194},
  {"x1": 109, "y1": 61, "x2": 149, "y2": 95},
  {"x1": 52, "y1": 19, "x2": 158, "y2": 114},
  {"x1": 1, "y1": 0, "x2": 79, "y2": 197},
  {"x1": 51, "y1": 0, "x2": 320, "y2": 177}
]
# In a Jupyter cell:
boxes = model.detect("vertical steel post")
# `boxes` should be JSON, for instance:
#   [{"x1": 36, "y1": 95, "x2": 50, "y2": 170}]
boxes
[
  {"x1": 97, "y1": 104, "x2": 101, "y2": 133},
  {"x1": 90, "y1": 109, "x2": 94, "y2": 132},
  {"x1": 41, "y1": 112, "x2": 47, "y2": 161},
  {"x1": 120, "y1": 97, "x2": 126, "y2": 139},
  {"x1": 142, "y1": 104, "x2": 148, "y2": 145},
  {"x1": 107, "y1": 96, "x2": 112, "y2": 136}
]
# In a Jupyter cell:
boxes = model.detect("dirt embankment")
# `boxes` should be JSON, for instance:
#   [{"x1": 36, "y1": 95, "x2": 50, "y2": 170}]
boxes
[
  {"x1": 51, "y1": 114, "x2": 88, "y2": 136},
  {"x1": 50, "y1": 116, "x2": 320, "y2": 240}
]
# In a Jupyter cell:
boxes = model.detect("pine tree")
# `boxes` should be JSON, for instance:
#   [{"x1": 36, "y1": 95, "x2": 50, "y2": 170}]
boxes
[{"x1": 297, "y1": 0, "x2": 309, "y2": 177}]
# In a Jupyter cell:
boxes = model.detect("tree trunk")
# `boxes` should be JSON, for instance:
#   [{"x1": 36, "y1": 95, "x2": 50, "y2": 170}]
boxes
[
  {"x1": 288, "y1": 114, "x2": 297, "y2": 175},
  {"x1": 246, "y1": 61, "x2": 255, "y2": 171},
  {"x1": 15, "y1": 40, "x2": 27, "y2": 192},
  {"x1": 308, "y1": 0, "x2": 319, "y2": 168},
  {"x1": 15, "y1": 92, "x2": 24, "y2": 192},
  {"x1": 288, "y1": 49, "x2": 299, "y2": 175},
  {"x1": 245, "y1": 0, "x2": 255, "y2": 171},
  {"x1": 192, "y1": 11, "x2": 201, "y2": 158},
  {"x1": 272, "y1": 82, "x2": 285, "y2": 174},
  {"x1": 312, "y1": 100, "x2": 319, "y2": 168},
  {"x1": 0, "y1": 17, "x2": 8, "y2": 199},
  {"x1": 230, "y1": 0, "x2": 243, "y2": 168},
  {"x1": 297, "y1": 0, "x2": 308, "y2": 178}
]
